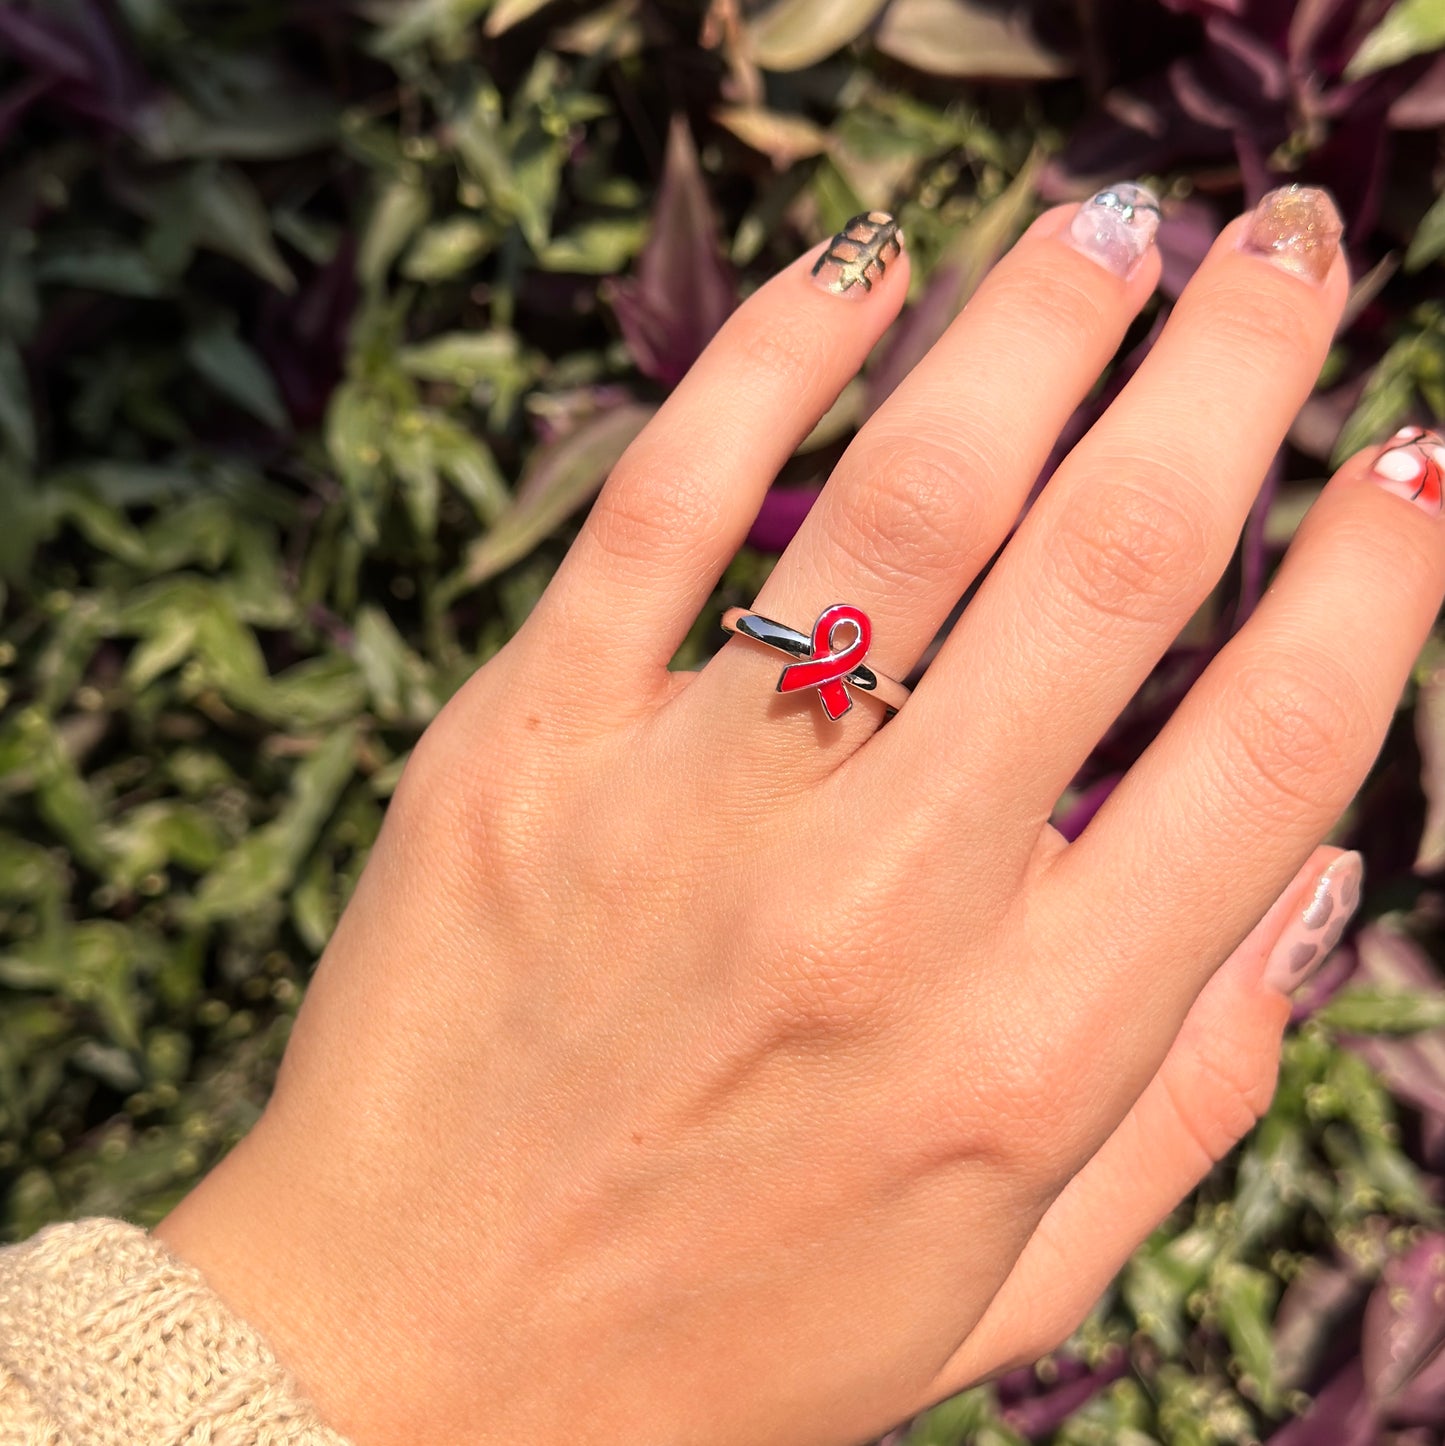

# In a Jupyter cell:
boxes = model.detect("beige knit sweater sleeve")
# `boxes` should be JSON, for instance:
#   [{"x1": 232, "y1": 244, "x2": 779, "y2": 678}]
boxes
[{"x1": 0, "y1": 1217, "x2": 354, "y2": 1445}]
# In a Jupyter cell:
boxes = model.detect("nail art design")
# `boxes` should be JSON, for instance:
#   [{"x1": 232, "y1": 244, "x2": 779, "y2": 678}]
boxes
[
  {"x1": 811, "y1": 212, "x2": 903, "y2": 299},
  {"x1": 1371, "y1": 426, "x2": 1445, "y2": 515},
  {"x1": 1263, "y1": 852, "x2": 1364, "y2": 995},
  {"x1": 1067, "y1": 183, "x2": 1161, "y2": 277},
  {"x1": 1240, "y1": 184, "x2": 1342, "y2": 283}
]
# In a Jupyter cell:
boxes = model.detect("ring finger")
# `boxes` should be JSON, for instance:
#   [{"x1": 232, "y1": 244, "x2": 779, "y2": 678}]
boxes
[{"x1": 692, "y1": 188, "x2": 1164, "y2": 758}]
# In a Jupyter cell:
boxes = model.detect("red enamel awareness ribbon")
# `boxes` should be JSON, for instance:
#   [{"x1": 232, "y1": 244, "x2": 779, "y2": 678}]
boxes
[{"x1": 777, "y1": 604, "x2": 872, "y2": 720}]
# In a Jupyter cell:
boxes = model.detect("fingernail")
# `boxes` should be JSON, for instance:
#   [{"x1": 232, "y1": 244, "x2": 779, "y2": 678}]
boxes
[
  {"x1": 1370, "y1": 426, "x2": 1445, "y2": 516},
  {"x1": 1263, "y1": 851, "x2": 1364, "y2": 995},
  {"x1": 1240, "y1": 184, "x2": 1342, "y2": 283},
  {"x1": 1066, "y1": 183, "x2": 1161, "y2": 277},
  {"x1": 811, "y1": 212, "x2": 903, "y2": 299}
]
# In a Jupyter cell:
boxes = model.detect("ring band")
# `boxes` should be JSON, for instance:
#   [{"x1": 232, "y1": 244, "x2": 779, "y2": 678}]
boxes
[{"x1": 720, "y1": 604, "x2": 911, "y2": 721}]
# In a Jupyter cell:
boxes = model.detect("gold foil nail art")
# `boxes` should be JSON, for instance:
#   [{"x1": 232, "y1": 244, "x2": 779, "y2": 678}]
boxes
[
  {"x1": 811, "y1": 212, "x2": 903, "y2": 299},
  {"x1": 1241, "y1": 184, "x2": 1342, "y2": 283}
]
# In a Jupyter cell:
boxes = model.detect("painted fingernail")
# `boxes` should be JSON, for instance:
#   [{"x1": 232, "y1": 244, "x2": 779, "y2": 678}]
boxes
[
  {"x1": 1066, "y1": 182, "x2": 1161, "y2": 277},
  {"x1": 811, "y1": 212, "x2": 903, "y2": 299},
  {"x1": 1370, "y1": 426, "x2": 1445, "y2": 515},
  {"x1": 1240, "y1": 184, "x2": 1342, "y2": 283},
  {"x1": 1263, "y1": 851, "x2": 1364, "y2": 995}
]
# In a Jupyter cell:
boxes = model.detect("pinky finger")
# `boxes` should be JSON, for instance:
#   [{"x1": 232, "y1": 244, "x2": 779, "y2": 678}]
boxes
[{"x1": 927, "y1": 846, "x2": 1362, "y2": 1394}]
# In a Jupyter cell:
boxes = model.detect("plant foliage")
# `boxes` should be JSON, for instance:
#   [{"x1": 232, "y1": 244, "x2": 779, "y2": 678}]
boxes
[{"x1": 3, "y1": 1, "x2": 1445, "y2": 1440}]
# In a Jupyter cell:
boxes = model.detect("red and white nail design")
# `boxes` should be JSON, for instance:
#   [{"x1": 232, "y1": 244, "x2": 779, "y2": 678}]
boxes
[{"x1": 1371, "y1": 426, "x2": 1445, "y2": 515}]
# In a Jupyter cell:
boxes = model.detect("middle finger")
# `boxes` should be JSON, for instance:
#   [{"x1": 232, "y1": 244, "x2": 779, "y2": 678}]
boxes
[{"x1": 888, "y1": 185, "x2": 1348, "y2": 832}]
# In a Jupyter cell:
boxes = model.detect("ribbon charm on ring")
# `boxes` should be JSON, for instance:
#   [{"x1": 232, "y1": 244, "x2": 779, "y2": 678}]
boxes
[
  {"x1": 719, "y1": 603, "x2": 910, "y2": 722},
  {"x1": 776, "y1": 604, "x2": 872, "y2": 720}
]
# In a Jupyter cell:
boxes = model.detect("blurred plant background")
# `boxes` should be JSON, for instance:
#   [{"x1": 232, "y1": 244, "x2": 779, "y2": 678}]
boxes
[{"x1": 2, "y1": 0, "x2": 1445, "y2": 1439}]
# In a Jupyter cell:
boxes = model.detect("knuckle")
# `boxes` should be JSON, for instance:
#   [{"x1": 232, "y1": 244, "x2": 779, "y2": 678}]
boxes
[
  {"x1": 985, "y1": 263, "x2": 1112, "y2": 342},
  {"x1": 723, "y1": 305, "x2": 831, "y2": 396},
  {"x1": 1159, "y1": 1041, "x2": 1278, "y2": 1171},
  {"x1": 1221, "y1": 654, "x2": 1371, "y2": 816},
  {"x1": 832, "y1": 437, "x2": 986, "y2": 582},
  {"x1": 589, "y1": 453, "x2": 728, "y2": 569},
  {"x1": 1217, "y1": 285, "x2": 1308, "y2": 356},
  {"x1": 1048, "y1": 479, "x2": 1209, "y2": 629},
  {"x1": 923, "y1": 985, "x2": 1087, "y2": 1182}
]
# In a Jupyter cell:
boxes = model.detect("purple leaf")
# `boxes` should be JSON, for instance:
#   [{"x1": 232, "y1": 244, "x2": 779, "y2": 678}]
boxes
[
  {"x1": 1288, "y1": 939, "x2": 1356, "y2": 1022},
  {"x1": 865, "y1": 154, "x2": 1039, "y2": 416},
  {"x1": 1387, "y1": 1339, "x2": 1445, "y2": 1425},
  {"x1": 1264, "y1": 1357, "x2": 1378, "y2": 1446},
  {"x1": 0, "y1": 72, "x2": 55, "y2": 148},
  {"x1": 1288, "y1": 0, "x2": 1372, "y2": 70},
  {"x1": 1362, "y1": 1234, "x2": 1445, "y2": 1415},
  {"x1": 1344, "y1": 925, "x2": 1445, "y2": 1122},
  {"x1": 999, "y1": 1348, "x2": 1129, "y2": 1438},
  {"x1": 607, "y1": 116, "x2": 736, "y2": 388},
  {"x1": 747, "y1": 485, "x2": 821, "y2": 552},
  {"x1": 1054, "y1": 774, "x2": 1121, "y2": 841},
  {"x1": 0, "y1": 7, "x2": 93, "y2": 83},
  {"x1": 1156, "y1": 198, "x2": 1221, "y2": 297},
  {"x1": 1390, "y1": 52, "x2": 1445, "y2": 127},
  {"x1": 1272, "y1": 1251, "x2": 1373, "y2": 1389},
  {"x1": 1045, "y1": 72, "x2": 1234, "y2": 193}
]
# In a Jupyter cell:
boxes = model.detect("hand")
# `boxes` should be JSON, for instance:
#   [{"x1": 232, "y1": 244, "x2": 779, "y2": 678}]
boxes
[{"x1": 154, "y1": 186, "x2": 1442, "y2": 1446}]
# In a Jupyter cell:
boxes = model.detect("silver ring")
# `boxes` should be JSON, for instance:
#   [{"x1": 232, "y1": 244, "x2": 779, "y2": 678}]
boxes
[{"x1": 720, "y1": 604, "x2": 911, "y2": 721}]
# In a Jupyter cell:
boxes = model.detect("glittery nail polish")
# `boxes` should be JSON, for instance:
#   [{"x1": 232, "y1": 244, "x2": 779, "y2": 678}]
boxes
[
  {"x1": 1262, "y1": 852, "x2": 1363, "y2": 995},
  {"x1": 811, "y1": 212, "x2": 903, "y2": 299},
  {"x1": 1370, "y1": 426, "x2": 1445, "y2": 515},
  {"x1": 1240, "y1": 184, "x2": 1342, "y2": 283},
  {"x1": 1066, "y1": 183, "x2": 1161, "y2": 277}
]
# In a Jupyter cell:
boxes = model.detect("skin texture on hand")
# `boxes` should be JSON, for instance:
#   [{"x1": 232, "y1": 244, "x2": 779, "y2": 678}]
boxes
[{"x1": 153, "y1": 190, "x2": 1443, "y2": 1446}]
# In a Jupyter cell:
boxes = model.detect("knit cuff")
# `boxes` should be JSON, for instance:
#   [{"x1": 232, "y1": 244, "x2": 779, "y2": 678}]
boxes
[{"x1": 0, "y1": 1217, "x2": 354, "y2": 1446}]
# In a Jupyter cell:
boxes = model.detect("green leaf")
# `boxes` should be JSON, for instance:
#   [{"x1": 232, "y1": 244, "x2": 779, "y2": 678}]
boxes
[
  {"x1": 457, "y1": 402, "x2": 655, "y2": 588},
  {"x1": 0, "y1": 340, "x2": 35, "y2": 465},
  {"x1": 1212, "y1": 1262, "x2": 1279, "y2": 1408},
  {"x1": 138, "y1": 93, "x2": 339, "y2": 161},
  {"x1": 186, "y1": 321, "x2": 288, "y2": 430},
  {"x1": 713, "y1": 106, "x2": 833, "y2": 168},
  {"x1": 359, "y1": 175, "x2": 432, "y2": 287},
  {"x1": 538, "y1": 217, "x2": 649, "y2": 273},
  {"x1": 1406, "y1": 189, "x2": 1445, "y2": 273},
  {"x1": 1316, "y1": 985, "x2": 1445, "y2": 1034},
  {"x1": 191, "y1": 725, "x2": 358, "y2": 924},
  {"x1": 372, "y1": 0, "x2": 493, "y2": 54},
  {"x1": 353, "y1": 606, "x2": 438, "y2": 722},
  {"x1": 745, "y1": 0, "x2": 892, "y2": 70},
  {"x1": 325, "y1": 382, "x2": 392, "y2": 544},
  {"x1": 37, "y1": 241, "x2": 173, "y2": 298},
  {"x1": 875, "y1": 0, "x2": 1072, "y2": 77},
  {"x1": 0, "y1": 459, "x2": 39, "y2": 580},
  {"x1": 192, "y1": 166, "x2": 296, "y2": 293},
  {"x1": 385, "y1": 411, "x2": 443, "y2": 540},
  {"x1": 397, "y1": 331, "x2": 522, "y2": 386},
  {"x1": 1334, "y1": 335, "x2": 1416, "y2": 463},
  {"x1": 426, "y1": 412, "x2": 512, "y2": 525},
  {"x1": 1346, "y1": 0, "x2": 1445, "y2": 78},
  {"x1": 484, "y1": 0, "x2": 558, "y2": 34},
  {"x1": 402, "y1": 216, "x2": 498, "y2": 281}
]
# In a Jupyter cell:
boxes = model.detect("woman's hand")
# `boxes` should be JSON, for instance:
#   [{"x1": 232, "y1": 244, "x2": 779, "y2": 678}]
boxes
[{"x1": 154, "y1": 185, "x2": 1442, "y2": 1446}]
